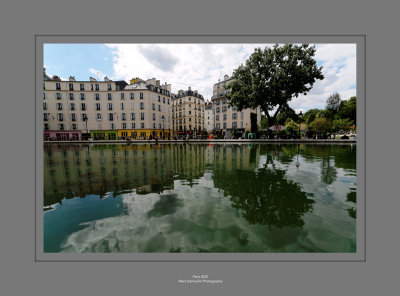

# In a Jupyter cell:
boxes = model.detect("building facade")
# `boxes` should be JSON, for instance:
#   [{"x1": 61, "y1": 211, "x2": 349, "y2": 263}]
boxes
[
  {"x1": 172, "y1": 87, "x2": 205, "y2": 137},
  {"x1": 212, "y1": 75, "x2": 261, "y2": 138},
  {"x1": 204, "y1": 102, "x2": 214, "y2": 132},
  {"x1": 43, "y1": 69, "x2": 173, "y2": 140}
]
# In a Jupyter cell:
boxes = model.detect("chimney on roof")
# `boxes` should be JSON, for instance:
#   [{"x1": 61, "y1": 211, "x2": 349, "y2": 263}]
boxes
[
  {"x1": 188, "y1": 86, "x2": 191, "y2": 91},
  {"x1": 69, "y1": 76, "x2": 76, "y2": 81},
  {"x1": 90, "y1": 77, "x2": 97, "y2": 81},
  {"x1": 104, "y1": 76, "x2": 110, "y2": 81}
]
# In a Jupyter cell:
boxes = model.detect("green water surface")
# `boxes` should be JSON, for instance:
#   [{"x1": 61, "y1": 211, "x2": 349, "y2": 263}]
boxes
[{"x1": 43, "y1": 143, "x2": 356, "y2": 253}]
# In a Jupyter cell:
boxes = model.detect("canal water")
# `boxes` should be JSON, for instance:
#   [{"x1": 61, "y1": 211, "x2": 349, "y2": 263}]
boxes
[{"x1": 43, "y1": 143, "x2": 356, "y2": 253}]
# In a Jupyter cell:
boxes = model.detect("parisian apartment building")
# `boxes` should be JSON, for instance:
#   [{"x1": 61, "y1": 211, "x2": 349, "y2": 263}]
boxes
[
  {"x1": 172, "y1": 87, "x2": 205, "y2": 136},
  {"x1": 204, "y1": 102, "x2": 214, "y2": 132},
  {"x1": 43, "y1": 69, "x2": 173, "y2": 140},
  {"x1": 212, "y1": 74, "x2": 261, "y2": 138}
]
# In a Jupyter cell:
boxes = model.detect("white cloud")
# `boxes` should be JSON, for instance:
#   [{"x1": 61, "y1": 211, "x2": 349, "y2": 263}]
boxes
[{"x1": 105, "y1": 43, "x2": 356, "y2": 111}]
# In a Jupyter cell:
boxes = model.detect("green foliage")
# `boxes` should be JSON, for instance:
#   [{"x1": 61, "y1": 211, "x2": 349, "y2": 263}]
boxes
[
  {"x1": 326, "y1": 92, "x2": 342, "y2": 113},
  {"x1": 338, "y1": 96, "x2": 356, "y2": 123},
  {"x1": 332, "y1": 118, "x2": 354, "y2": 132},
  {"x1": 303, "y1": 109, "x2": 320, "y2": 124},
  {"x1": 285, "y1": 118, "x2": 299, "y2": 135},
  {"x1": 308, "y1": 118, "x2": 331, "y2": 132},
  {"x1": 275, "y1": 105, "x2": 299, "y2": 125},
  {"x1": 315, "y1": 110, "x2": 327, "y2": 119},
  {"x1": 260, "y1": 115, "x2": 269, "y2": 129},
  {"x1": 226, "y1": 44, "x2": 324, "y2": 126}
]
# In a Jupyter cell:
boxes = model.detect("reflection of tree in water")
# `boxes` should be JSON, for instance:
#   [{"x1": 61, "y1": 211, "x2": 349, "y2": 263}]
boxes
[
  {"x1": 321, "y1": 157, "x2": 337, "y2": 184},
  {"x1": 346, "y1": 188, "x2": 356, "y2": 219},
  {"x1": 213, "y1": 167, "x2": 314, "y2": 229}
]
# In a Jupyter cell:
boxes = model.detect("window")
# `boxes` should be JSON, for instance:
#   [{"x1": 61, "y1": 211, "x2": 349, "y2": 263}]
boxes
[
  {"x1": 98, "y1": 123, "x2": 102, "y2": 129},
  {"x1": 80, "y1": 93, "x2": 85, "y2": 100},
  {"x1": 69, "y1": 93, "x2": 74, "y2": 100},
  {"x1": 153, "y1": 113, "x2": 156, "y2": 120},
  {"x1": 56, "y1": 93, "x2": 62, "y2": 100},
  {"x1": 140, "y1": 113, "x2": 145, "y2": 120},
  {"x1": 43, "y1": 93, "x2": 46, "y2": 100},
  {"x1": 80, "y1": 83, "x2": 84, "y2": 90},
  {"x1": 71, "y1": 114, "x2": 76, "y2": 121},
  {"x1": 240, "y1": 121, "x2": 244, "y2": 128},
  {"x1": 56, "y1": 83, "x2": 61, "y2": 90},
  {"x1": 110, "y1": 123, "x2": 114, "y2": 130},
  {"x1": 140, "y1": 102, "x2": 144, "y2": 109},
  {"x1": 95, "y1": 93, "x2": 100, "y2": 100},
  {"x1": 57, "y1": 103, "x2": 63, "y2": 110},
  {"x1": 130, "y1": 93, "x2": 134, "y2": 100},
  {"x1": 158, "y1": 105, "x2": 161, "y2": 111},
  {"x1": 95, "y1": 84, "x2": 99, "y2": 90},
  {"x1": 122, "y1": 113, "x2": 126, "y2": 121},
  {"x1": 158, "y1": 96, "x2": 160, "y2": 102},
  {"x1": 222, "y1": 106, "x2": 227, "y2": 112},
  {"x1": 43, "y1": 113, "x2": 49, "y2": 121},
  {"x1": 96, "y1": 114, "x2": 102, "y2": 121},
  {"x1": 223, "y1": 122, "x2": 226, "y2": 129},
  {"x1": 43, "y1": 102, "x2": 48, "y2": 110},
  {"x1": 216, "y1": 107, "x2": 220, "y2": 113},
  {"x1": 43, "y1": 83, "x2": 46, "y2": 90},
  {"x1": 232, "y1": 106, "x2": 237, "y2": 111},
  {"x1": 163, "y1": 97, "x2": 165, "y2": 103},
  {"x1": 168, "y1": 99, "x2": 170, "y2": 105},
  {"x1": 159, "y1": 123, "x2": 161, "y2": 129},
  {"x1": 121, "y1": 103, "x2": 125, "y2": 110},
  {"x1": 108, "y1": 93, "x2": 112, "y2": 100},
  {"x1": 108, "y1": 113, "x2": 114, "y2": 121},
  {"x1": 232, "y1": 113, "x2": 237, "y2": 119},
  {"x1": 131, "y1": 113, "x2": 136, "y2": 120},
  {"x1": 189, "y1": 104, "x2": 191, "y2": 108},
  {"x1": 141, "y1": 123, "x2": 145, "y2": 128},
  {"x1": 140, "y1": 92, "x2": 144, "y2": 99},
  {"x1": 57, "y1": 113, "x2": 64, "y2": 121},
  {"x1": 107, "y1": 84, "x2": 112, "y2": 90},
  {"x1": 81, "y1": 103, "x2": 86, "y2": 111},
  {"x1": 72, "y1": 124, "x2": 77, "y2": 130},
  {"x1": 69, "y1": 83, "x2": 74, "y2": 90},
  {"x1": 189, "y1": 111, "x2": 192, "y2": 115},
  {"x1": 232, "y1": 122, "x2": 237, "y2": 128},
  {"x1": 241, "y1": 112, "x2": 244, "y2": 119},
  {"x1": 122, "y1": 123, "x2": 127, "y2": 129},
  {"x1": 152, "y1": 103, "x2": 155, "y2": 110},
  {"x1": 121, "y1": 93, "x2": 125, "y2": 100},
  {"x1": 223, "y1": 114, "x2": 227, "y2": 121},
  {"x1": 130, "y1": 103, "x2": 134, "y2": 110},
  {"x1": 131, "y1": 123, "x2": 136, "y2": 129},
  {"x1": 70, "y1": 103, "x2": 75, "y2": 110},
  {"x1": 108, "y1": 103, "x2": 113, "y2": 110},
  {"x1": 44, "y1": 123, "x2": 49, "y2": 130},
  {"x1": 58, "y1": 124, "x2": 64, "y2": 130},
  {"x1": 95, "y1": 103, "x2": 101, "y2": 111},
  {"x1": 153, "y1": 123, "x2": 156, "y2": 128},
  {"x1": 81, "y1": 114, "x2": 88, "y2": 121},
  {"x1": 216, "y1": 115, "x2": 219, "y2": 121}
]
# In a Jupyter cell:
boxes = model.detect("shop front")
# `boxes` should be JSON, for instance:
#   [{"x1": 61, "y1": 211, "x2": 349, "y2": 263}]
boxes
[
  {"x1": 90, "y1": 130, "x2": 118, "y2": 140},
  {"x1": 43, "y1": 130, "x2": 82, "y2": 141}
]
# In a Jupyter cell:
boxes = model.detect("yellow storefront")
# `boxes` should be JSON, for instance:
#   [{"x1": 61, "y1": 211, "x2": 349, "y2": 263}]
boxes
[{"x1": 117, "y1": 129, "x2": 172, "y2": 140}]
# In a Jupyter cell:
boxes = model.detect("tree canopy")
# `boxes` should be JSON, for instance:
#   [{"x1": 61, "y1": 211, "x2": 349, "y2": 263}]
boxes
[{"x1": 226, "y1": 44, "x2": 324, "y2": 126}]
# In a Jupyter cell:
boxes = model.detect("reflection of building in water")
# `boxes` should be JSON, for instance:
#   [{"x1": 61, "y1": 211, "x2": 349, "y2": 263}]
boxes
[
  {"x1": 210, "y1": 144, "x2": 260, "y2": 173},
  {"x1": 171, "y1": 144, "x2": 205, "y2": 184},
  {"x1": 44, "y1": 144, "x2": 176, "y2": 206}
]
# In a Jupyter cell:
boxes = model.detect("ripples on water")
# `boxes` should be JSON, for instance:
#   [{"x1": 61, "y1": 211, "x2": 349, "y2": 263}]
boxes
[{"x1": 44, "y1": 143, "x2": 356, "y2": 253}]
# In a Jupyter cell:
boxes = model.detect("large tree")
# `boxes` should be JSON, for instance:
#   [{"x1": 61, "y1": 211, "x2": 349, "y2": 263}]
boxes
[{"x1": 226, "y1": 44, "x2": 324, "y2": 126}]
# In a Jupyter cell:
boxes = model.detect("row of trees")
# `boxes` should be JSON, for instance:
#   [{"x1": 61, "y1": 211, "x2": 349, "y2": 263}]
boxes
[
  {"x1": 260, "y1": 94, "x2": 356, "y2": 137},
  {"x1": 225, "y1": 43, "x2": 356, "y2": 137}
]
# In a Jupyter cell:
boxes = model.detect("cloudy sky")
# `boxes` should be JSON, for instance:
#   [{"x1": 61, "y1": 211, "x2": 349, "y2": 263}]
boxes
[{"x1": 44, "y1": 43, "x2": 356, "y2": 113}]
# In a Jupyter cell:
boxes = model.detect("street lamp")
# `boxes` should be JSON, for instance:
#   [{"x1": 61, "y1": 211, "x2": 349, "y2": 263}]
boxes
[{"x1": 298, "y1": 111, "x2": 303, "y2": 139}]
